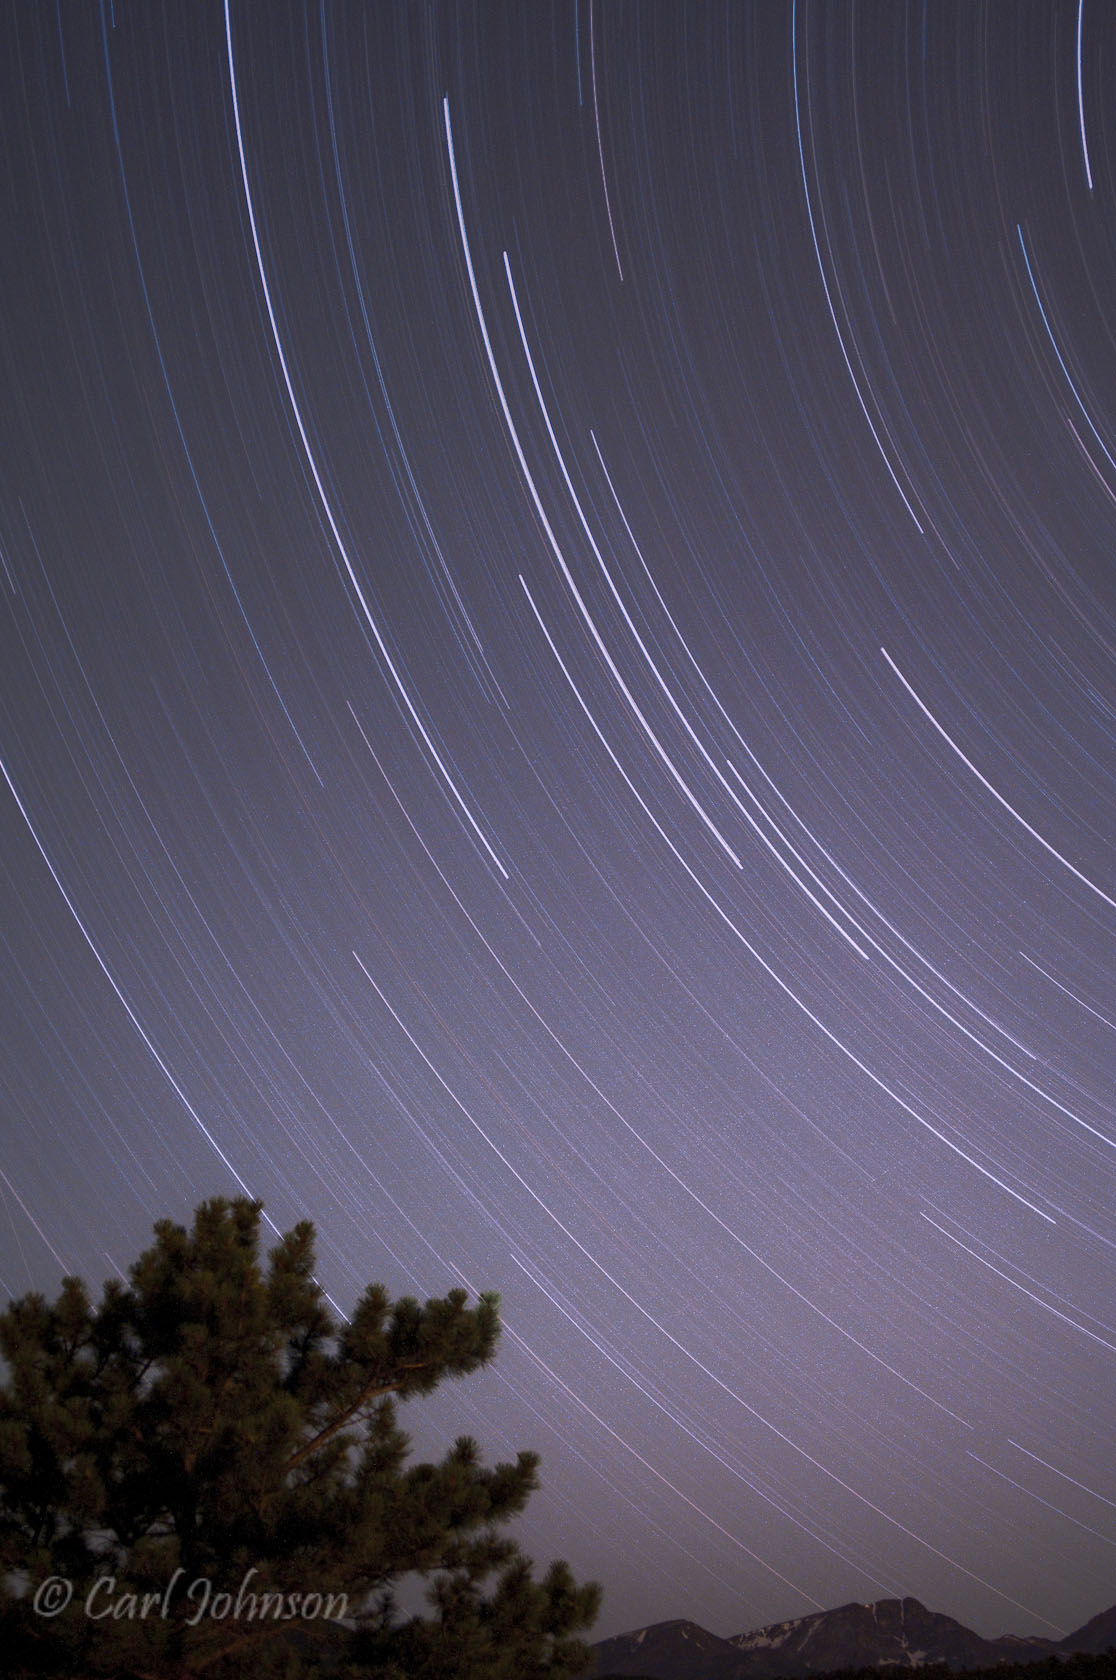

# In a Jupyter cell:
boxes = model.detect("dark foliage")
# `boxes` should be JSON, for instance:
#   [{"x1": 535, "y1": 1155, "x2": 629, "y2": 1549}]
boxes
[
  {"x1": 0, "y1": 1198, "x2": 600, "y2": 1678},
  {"x1": 590, "y1": 1641, "x2": 1116, "y2": 1680},
  {"x1": 819, "y1": 1651, "x2": 1116, "y2": 1680}
]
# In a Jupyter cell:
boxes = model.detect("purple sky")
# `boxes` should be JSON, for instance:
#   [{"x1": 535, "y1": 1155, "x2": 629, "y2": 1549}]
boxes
[{"x1": 2, "y1": 1, "x2": 1115, "y2": 1644}]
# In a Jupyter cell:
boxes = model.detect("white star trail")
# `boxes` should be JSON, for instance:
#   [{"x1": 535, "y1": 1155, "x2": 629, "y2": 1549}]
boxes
[{"x1": 3, "y1": 1, "x2": 1113, "y2": 1646}]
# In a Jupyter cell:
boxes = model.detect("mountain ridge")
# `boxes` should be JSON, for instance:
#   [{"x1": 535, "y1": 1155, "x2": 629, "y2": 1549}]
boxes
[{"x1": 591, "y1": 1596, "x2": 1116, "y2": 1679}]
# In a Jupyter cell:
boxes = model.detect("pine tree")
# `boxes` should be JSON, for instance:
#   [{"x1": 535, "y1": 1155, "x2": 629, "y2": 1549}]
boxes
[{"x1": 0, "y1": 1198, "x2": 601, "y2": 1678}]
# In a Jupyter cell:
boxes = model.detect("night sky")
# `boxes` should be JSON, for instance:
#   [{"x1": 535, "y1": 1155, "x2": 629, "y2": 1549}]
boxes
[{"x1": 2, "y1": 0, "x2": 1115, "y2": 1647}]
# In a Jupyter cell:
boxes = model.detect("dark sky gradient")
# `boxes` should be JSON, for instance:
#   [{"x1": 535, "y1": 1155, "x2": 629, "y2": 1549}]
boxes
[{"x1": 2, "y1": 0, "x2": 1115, "y2": 1645}]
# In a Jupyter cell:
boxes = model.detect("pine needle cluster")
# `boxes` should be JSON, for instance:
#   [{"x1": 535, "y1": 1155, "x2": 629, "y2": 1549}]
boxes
[{"x1": 0, "y1": 1198, "x2": 600, "y2": 1679}]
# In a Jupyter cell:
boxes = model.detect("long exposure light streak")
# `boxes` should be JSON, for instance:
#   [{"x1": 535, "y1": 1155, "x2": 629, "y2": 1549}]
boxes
[{"x1": 4, "y1": 2, "x2": 1114, "y2": 1646}]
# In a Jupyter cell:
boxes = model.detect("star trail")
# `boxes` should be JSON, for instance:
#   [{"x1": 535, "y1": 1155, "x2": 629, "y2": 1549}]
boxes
[{"x1": 2, "y1": 0, "x2": 1115, "y2": 1645}]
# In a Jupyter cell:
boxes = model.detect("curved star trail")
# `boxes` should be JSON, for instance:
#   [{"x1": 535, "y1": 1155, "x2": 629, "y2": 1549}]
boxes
[{"x1": 2, "y1": 0, "x2": 1114, "y2": 1644}]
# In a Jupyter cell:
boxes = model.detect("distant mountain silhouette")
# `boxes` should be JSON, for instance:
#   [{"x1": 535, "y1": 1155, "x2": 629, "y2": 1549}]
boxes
[
  {"x1": 592, "y1": 1596, "x2": 1116, "y2": 1678},
  {"x1": 1065, "y1": 1609, "x2": 1116, "y2": 1656},
  {"x1": 594, "y1": 1620, "x2": 745, "y2": 1680}
]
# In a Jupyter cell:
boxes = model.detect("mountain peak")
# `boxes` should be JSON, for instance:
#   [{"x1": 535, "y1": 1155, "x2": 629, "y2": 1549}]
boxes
[{"x1": 593, "y1": 1596, "x2": 1116, "y2": 1678}]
